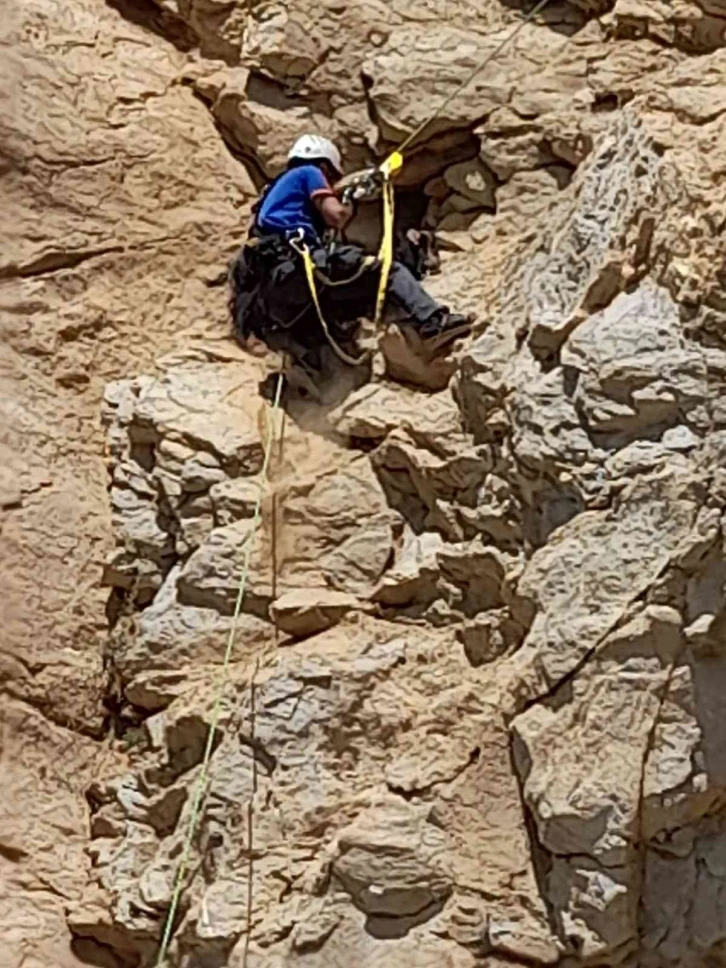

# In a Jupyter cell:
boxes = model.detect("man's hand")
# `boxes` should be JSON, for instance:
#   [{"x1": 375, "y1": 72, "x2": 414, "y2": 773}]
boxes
[{"x1": 336, "y1": 167, "x2": 382, "y2": 203}]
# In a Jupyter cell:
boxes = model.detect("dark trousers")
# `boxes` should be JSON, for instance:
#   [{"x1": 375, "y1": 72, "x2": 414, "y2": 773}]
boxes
[{"x1": 386, "y1": 261, "x2": 440, "y2": 323}]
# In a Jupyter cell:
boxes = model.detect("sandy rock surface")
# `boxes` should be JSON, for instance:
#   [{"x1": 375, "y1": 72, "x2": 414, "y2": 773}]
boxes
[{"x1": 3, "y1": 0, "x2": 726, "y2": 966}]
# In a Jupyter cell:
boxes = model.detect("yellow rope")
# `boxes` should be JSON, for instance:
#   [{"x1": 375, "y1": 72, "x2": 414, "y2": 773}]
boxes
[
  {"x1": 290, "y1": 237, "x2": 372, "y2": 367},
  {"x1": 374, "y1": 160, "x2": 399, "y2": 326},
  {"x1": 153, "y1": 371, "x2": 285, "y2": 968}
]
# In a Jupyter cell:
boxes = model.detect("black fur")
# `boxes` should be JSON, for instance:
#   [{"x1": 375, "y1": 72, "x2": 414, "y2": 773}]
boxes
[{"x1": 394, "y1": 228, "x2": 441, "y2": 281}]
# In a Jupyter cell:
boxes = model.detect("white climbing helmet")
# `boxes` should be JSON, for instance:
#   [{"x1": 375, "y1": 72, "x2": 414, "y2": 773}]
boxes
[{"x1": 288, "y1": 134, "x2": 342, "y2": 174}]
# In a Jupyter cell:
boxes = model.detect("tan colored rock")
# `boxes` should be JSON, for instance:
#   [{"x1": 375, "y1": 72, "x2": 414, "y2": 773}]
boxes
[
  {"x1": 0, "y1": 702, "x2": 116, "y2": 968},
  {"x1": 113, "y1": 565, "x2": 275, "y2": 697},
  {"x1": 562, "y1": 280, "x2": 709, "y2": 446},
  {"x1": 1, "y1": 0, "x2": 261, "y2": 958},
  {"x1": 504, "y1": 464, "x2": 704, "y2": 702},
  {"x1": 373, "y1": 528, "x2": 444, "y2": 607},
  {"x1": 457, "y1": 609, "x2": 525, "y2": 667},
  {"x1": 372, "y1": 426, "x2": 496, "y2": 542},
  {"x1": 526, "y1": 113, "x2": 663, "y2": 359},
  {"x1": 512, "y1": 596, "x2": 726, "y2": 963},
  {"x1": 270, "y1": 588, "x2": 359, "y2": 638},
  {"x1": 330, "y1": 382, "x2": 464, "y2": 452},
  {"x1": 128, "y1": 353, "x2": 264, "y2": 472},
  {"x1": 493, "y1": 167, "x2": 564, "y2": 229},
  {"x1": 332, "y1": 799, "x2": 453, "y2": 917},
  {"x1": 378, "y1": 324, "x2": 460, "y2": 392},
  {"x1": 444, "y1": 158, "x2": 497, "y2": 209},
  {"x1": 364, "y1": 24, "x2": 569, "y2": 144},
  {"x1": 210, "y1": 477, "x2": 261, "y2": 525},
  {"x1": 6, "y1": 1, "x2": 726, "y2": 967},
  {"x1": 275, "y1": 453, "x2": 396, "y2": 598},
  {"x1": 607, "y1": 0, "x2": 726, "y2": 54},
  {"x1": 177, "y1": 516, "x2": 275, "y2": 617}
]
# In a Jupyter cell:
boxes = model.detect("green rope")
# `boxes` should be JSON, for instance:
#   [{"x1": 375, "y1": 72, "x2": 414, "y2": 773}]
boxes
[
  {"x1": 152, "y1": 4, "x2": 559, "y2": 960},
  {"x1": 396, "y1": 0, "x2": 554, "y2": 155},
  {"x1": 154, "y1": 371, "x2": 285, "y2": 967}
]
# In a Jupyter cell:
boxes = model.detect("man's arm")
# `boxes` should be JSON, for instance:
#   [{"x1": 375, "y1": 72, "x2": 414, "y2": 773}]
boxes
[{"x1": 314, "y1": 194, "x2": 354, "y2": 230}]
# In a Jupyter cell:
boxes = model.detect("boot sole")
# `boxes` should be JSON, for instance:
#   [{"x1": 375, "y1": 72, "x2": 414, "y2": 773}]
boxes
[{"x1": 421, "y1": 321, "x2": 473, "y2": 352}]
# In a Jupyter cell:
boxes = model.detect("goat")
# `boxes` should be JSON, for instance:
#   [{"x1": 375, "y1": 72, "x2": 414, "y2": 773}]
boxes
[{"x1": 394, "y1": 227, "x2": 441, "y2": 281}]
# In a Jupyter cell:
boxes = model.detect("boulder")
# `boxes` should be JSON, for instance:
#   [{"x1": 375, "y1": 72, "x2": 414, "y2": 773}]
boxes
[
  {"x1": 275, "y1": 453, "x2": 396, "y2": 598},
  {"x1": 503, "y1": 463, "x2": 705, "y2": 701},
  {"x1": 270, "y1": 588, "x2": 359, "y2": 639},
  {"x1": 562, "y1": 280, "x2": 709, "y2": 447},
  {"x1": 332, "y1": 800, "x2": 453, "y2": 918},
  {"x1": 512, "y1": 599, "x2": 726, "y2": 962},
  {"x1": 373, "y1": 529, "x2": 444, "y2": 608}
]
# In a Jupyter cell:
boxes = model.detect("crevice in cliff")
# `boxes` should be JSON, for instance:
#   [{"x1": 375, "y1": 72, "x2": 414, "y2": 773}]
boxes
[
  {"x1": 513, "y1": 559, "x2": 676, "y2": 721},
  {"x1": 0, "y1": 245, "x2": 125, "y2": 280},
  {"x1": 105, "y1": 0, "x2": 199, "y2": 55},
  {"x1": 71, "y1": 936, "x2": 130, "y2": 968},
  {"x1": 632, "y1": 638, "x2": 689, "y2": 961},
  {"x1": 186, "y1": 86, "x2": 268, "y2": 189},
  {"x1": 508, "y1": 727, "x2": 569, "y2": 952},
  {"x1": 3, "y1": 693, "x2": 107, "y2": 741},
  {"x1": 498, "y1": 0, "x2": 605, "y2": 35},
  {"x1": 611, "y1": 12, "x2": 726, "y2": 56}
]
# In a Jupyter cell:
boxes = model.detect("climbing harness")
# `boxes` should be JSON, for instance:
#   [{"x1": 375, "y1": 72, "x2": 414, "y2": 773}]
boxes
[
  {"x1": 287, "y1": 147, "x2": 402, "y2": 367},
  {"x1": 288, "y1": 231, "x2": 375, "y2": 367},
  {"x1": 153, "y1": 372, "x2": 285, "y2": 968}
]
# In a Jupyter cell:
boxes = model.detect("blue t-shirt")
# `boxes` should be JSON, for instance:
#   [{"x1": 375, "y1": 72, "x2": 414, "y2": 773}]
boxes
[{"x1": 257, "y1": 165, "x2": 333, "y2": 242}]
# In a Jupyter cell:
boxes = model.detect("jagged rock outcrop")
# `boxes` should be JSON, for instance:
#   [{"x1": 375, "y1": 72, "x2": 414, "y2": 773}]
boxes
[
  {"x1": 3, "y1": 0, "x2": 726, "y2": 966},
  {"x1": 77, "y1": 103, "x2": 726, "y2": 967}
]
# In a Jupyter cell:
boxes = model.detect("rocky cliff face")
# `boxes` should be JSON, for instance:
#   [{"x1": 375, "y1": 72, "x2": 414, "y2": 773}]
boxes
[{"x1": 2, "y1": 2, "x2": 726, "y2": 967}]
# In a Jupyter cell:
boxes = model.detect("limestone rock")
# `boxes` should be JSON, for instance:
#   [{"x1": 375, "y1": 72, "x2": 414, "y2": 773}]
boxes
[
  {"x1": 525, "y1": 113, "x2": 664, "y2": 360},
  {"x1": 443, "y1": 159, "x2": 497, "y2": 209},
  {"x1": 504, "y1": 465, "x2": 704, "y2": 701},
  {"x1": 372, "y1": 427, "x2": 494, "y2": 542},
  {"x1": 597, "y1": 0, "x2": 726, "y2": 54},
  {"x1": 562, "y1": 280, "x2": 709, "y2": 446},
  {"x1": 210, "y1": 477, "x2": 261, "y2": 526},
  {"x1": 270, "y1": 588, "x2": 359, "y2": 639},
  {"x1": 330, "y1": 382, "x2": 464, "y2": 453},
  {"x1": 7, "y1": 1, "x2": 726, "y2": 967},
  {"x1": 1, "y1": 0, "x2": 262, "y2": 957},
  {"x1": 113, "y1": 565, "x2": 275, "y2": 700},
  {"x1": 275, "y1": 453, "x2": 396, "y2": 598},
  {"x1": 364, "y1": 24, "x2": 573, "y2": 145},
  {"x1": 378, "y1": 324, "x2": 460, "y2": 392},
  {"x1": 458, "y1": 610, "x2": 526, "y2": 667},
  {"x1": 512, "y1": 598, "x2": 726, "y2": 963},
  {"x1": 128, "y1": 355, "x2": 264, "y2": 473},
  {"x1": 373, "y1": 528, "x2": 444, "y2": 607},
  {"x1": 332, "y1": 800, "x2": 453, "y2": 918},
  {"x1": 177, "y1": 517, "x2": 274, "y2": 617}
]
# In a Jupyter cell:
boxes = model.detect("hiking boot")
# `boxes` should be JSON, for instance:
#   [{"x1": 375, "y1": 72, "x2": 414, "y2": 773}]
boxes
[{"x1": 418, "y1": 311, "x2": 473, "y2": 351}]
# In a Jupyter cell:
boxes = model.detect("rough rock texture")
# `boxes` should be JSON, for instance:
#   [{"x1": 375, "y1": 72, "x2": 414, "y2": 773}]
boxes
[{"x1": 4, "y1": 0, "x2": 726, "y2": 967}]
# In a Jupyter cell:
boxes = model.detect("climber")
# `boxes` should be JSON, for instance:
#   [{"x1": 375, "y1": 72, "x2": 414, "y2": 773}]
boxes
[{"x1": 229, "y1": 134, "x2": 472, "y2": 375}]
